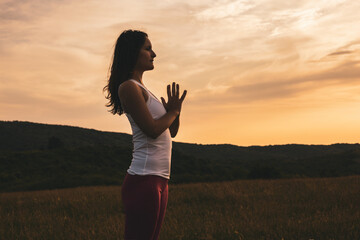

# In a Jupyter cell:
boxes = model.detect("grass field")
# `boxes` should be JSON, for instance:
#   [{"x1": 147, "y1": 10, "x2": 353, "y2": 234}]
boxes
[{"x1": 1, "y1": 176, "x2": 359, "y2": 240}]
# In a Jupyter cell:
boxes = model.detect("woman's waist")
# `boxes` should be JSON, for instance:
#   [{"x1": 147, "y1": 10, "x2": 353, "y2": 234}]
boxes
[
  {"x1": 132, "y1": 147, "x2": 171, "y2": 161},
  {"x1": 133, "y1": 140, "x2": 171, "y2": 150},
  {"x1": 129, "y1": 154, "x2": 171, "y2": 177}
]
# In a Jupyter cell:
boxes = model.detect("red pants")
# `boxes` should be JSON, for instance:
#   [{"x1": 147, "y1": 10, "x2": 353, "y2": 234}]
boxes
[{"x1": 121, "y1": 173, "x2": 169, "y2": 240}]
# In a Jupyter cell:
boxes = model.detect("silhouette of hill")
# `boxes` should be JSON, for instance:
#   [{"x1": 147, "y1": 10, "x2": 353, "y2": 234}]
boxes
[
  {"x1": 0, "y1": 120, "x2": 132, "y2": 151},
  {"x1": 1, "y1": 120, "x2": 359, "y2": 192}
]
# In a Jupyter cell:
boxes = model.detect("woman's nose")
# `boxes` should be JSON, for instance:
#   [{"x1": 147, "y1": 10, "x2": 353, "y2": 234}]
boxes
[{"x1": 152, "y1": 50, "x2": 156, "y2": 58}]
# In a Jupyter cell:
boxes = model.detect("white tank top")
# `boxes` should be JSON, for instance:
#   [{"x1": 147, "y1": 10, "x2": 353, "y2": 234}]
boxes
[{"x1": 123, "y1": 79, "x2": 172, "y2": 179}]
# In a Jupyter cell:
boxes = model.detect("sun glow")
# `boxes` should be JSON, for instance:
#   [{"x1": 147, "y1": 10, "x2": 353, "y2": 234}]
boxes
[{"x1": 1, "y1": 0, "x2": 360, "y2": 145}]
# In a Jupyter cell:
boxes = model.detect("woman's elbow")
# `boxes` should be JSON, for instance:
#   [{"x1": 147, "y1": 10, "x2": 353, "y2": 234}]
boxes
[
  {"x1": 145, "y1": 127, "x2": 162, "y2": 139},
  {"x1": 170, "y1": 128, "x2": 178, "y2": 138},
  {"x1": 139, "y1": 121, "x2": 161, "y2": 139},
  {"x1": 148, "y1": 129, "x2": 173, "y2": 139},
  {"x1": 144, "y1": 129, "x2": 159, "y2": 139},
  {"x1": 149, "y1": 127, "x2": 171, "y2": 139},
  {"x1": 142, "y1": 122, "x2": 169, "y2": 139}
]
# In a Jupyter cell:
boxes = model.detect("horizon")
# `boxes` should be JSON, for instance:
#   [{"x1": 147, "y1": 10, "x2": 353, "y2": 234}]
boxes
[
  {"x1": 2, "y1": 119, "x2": 359, "y2": 147},
  {"x1": 1, "y1": 0, "x2": 360, "y2": 146}
]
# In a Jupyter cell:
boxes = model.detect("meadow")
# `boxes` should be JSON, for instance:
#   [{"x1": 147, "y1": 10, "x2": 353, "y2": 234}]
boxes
[{"x1": 1, "y1": 176, "x2": 359, "y2": 240}]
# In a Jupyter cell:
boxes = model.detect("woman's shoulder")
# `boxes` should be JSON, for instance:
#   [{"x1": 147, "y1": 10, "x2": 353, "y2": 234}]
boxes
[
  {"x1": 119, "y1": 80, "x2": 139, "y2": 93},
  {"x1": 118, "y1": 80, "x2": 148, "y2": 102}
]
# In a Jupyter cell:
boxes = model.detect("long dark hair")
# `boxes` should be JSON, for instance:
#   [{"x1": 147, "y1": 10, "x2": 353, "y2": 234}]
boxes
[{"x1": 104, "y1": 30, "x2": 148, "y2": 115}]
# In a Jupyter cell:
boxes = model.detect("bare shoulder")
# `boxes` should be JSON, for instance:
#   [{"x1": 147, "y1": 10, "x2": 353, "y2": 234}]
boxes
[
  {"x1": 118, "y1": 80, "x2": 142, "y2": 99},
  {"x1": 119, "y1": 80, "x2": 139, "y2": 93}
]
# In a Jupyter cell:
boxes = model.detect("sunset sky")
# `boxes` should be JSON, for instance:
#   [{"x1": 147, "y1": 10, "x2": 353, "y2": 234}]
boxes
[{"x1": 1, "y1": 0, "x2": 360, "y2": 146}]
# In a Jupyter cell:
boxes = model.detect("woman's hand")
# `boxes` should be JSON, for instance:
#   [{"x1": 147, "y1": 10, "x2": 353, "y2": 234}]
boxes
[{"x1": 161, "y1": 82, "x2": 187, "y2": 115}]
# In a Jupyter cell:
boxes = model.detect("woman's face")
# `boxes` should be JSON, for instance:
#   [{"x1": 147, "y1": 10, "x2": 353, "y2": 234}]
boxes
[{"x1": 134, "y1": 37, "x2": 156, "y2": 72}]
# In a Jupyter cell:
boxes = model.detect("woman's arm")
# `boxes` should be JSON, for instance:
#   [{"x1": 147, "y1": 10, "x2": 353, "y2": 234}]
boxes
[
  {"x1": 169, "y1": 115, "x2": 179, "y2": 138},
  {"x1": 119, "y1": 81, "x2": 185, "y2": 139}
]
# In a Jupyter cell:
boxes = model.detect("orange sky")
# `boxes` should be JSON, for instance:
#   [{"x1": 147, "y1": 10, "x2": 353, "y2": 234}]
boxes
[{"x1": 1, "y1": 0, "x2": 360, "y2": 146}]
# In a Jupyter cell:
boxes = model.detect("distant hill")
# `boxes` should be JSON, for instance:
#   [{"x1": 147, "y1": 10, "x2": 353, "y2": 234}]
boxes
[
  {"x1": 0, "y1": 120, "x2": 132, "y2": 151},
  {"x1": 1, "y1": 120, "x2": 360, "y2": 192}
]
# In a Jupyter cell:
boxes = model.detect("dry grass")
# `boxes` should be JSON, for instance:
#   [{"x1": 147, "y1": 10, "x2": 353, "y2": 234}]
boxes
[{"x1": 1, "y1": 176, "x2": 359, "y2": 240}]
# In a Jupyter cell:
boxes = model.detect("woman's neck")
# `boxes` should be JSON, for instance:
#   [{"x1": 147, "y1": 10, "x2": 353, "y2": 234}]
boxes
[{"x1": 131, "y1": 71, "x2": 144, "y2": 84}]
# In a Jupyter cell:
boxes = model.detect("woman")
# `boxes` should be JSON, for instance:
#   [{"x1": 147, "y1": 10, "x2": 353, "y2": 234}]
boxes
[{"x1": 104, "y1": 29, "x2": 187, "y2": 240}]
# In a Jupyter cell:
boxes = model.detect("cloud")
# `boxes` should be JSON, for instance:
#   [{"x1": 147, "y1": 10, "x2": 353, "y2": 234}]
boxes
[
  {"x1": 0, "y1": 0, "x2": 54, "y2": 22},
  {"x1": 196, "y1": 0, "x2": 255, "y2": 20},
  {"x1": 190, "y1": 57, "x2": 360, "y2": 106},
  {"x1": 0, "y1": 84, "x2": 104, "y2": 121},
  {"x1": 328, "y1": 50, "x2": 353, "y2": 56},
  {"x1": 312, "y1": 40, "x2": 360, "y2": 63}
]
